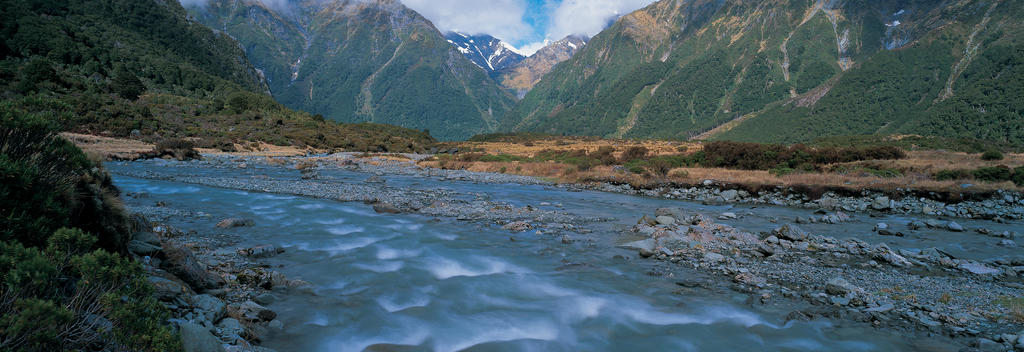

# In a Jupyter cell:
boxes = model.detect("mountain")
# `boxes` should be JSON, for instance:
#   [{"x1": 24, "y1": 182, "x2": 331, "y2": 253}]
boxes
[
  {"x1": 0, "y1": 0, "x2": 436, "y2": 153},
  {"x1": 496, "y1": 35, "x2": 587, "y2": 98},
  {"x1": 506, "y1": 0, "x2": 1024, "y2": 145},
  {"x1": 444, "y1": 32, "x2": 525, "y2": 74},
  {"x1": 188, "y1": 0, "x2": 517, "y2": 141}
]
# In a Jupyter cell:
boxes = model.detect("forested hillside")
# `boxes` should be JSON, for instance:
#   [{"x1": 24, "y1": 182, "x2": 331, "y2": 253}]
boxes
[
  {"x1": 189, "y1": 0, "x2": 517, "y2": 141},
  {"x1": 506, "y1": 0, "x2": 1023, "y2": 145},
  {"x1": 0, "y1": 0, "x2": 436, "y2": 152}
]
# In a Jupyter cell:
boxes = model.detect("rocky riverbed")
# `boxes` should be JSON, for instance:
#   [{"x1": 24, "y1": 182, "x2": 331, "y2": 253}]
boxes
[{"x1": 109, "y1": 154, "x2": 1024, "y2": 351}]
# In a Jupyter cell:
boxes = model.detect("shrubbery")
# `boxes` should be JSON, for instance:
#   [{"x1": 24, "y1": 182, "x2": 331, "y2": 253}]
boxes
[
  {"x1": 702, "y1": 141, "x2": 905, "y2": 170},
  {"x1": 935, "y1": 166, "x2": 1024, "y2": 186},
  {"x1": 981, "y1": 150, "x2": 1005, "y2": 161},
  {"x1": 1, "y1": 105, "x2": 180, "y2": 351}
]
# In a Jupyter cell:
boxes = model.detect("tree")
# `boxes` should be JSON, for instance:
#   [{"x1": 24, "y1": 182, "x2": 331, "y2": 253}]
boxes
[{"x1": 111, "y1": 68, "x2": 146, "y2": 100}]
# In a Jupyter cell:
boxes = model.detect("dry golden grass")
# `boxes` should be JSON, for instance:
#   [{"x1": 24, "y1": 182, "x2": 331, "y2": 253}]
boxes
[
  {"x1": 423, "y1": 140, "x2": 1024, "y2": 193},
  {"x1": 453, "y1": 138, "x2": 697, "y2": 159},
  {"x1": 61, "y1": 132, "x2": 154, "y2": 159}
]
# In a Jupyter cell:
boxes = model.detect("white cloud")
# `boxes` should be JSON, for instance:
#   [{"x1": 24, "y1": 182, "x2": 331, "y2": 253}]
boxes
[
  {"x1": 546, "y1": 0, "x2": 654, "y2": 40},
  {"x1": 401, "y1": 0, "x2": 532, "y2": 43}
]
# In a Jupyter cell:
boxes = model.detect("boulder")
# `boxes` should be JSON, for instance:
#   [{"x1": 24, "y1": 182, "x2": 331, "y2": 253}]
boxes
[
  {"x1": 718, "y1": 212, "x2": 738, "y2": 220},
  {"x1": 128, "y1": 240, "x2": 162, "y2": 256},
  {"x1": 773, "y1": 225, "x2": 808, "y2": 242},
  {"x1": 371, "y1": 202, "x2": 401, "y2": 214},
  {"x1": 239, "y1": 245, "x2": 284, "y2": 258},
  {"x1": 825, "y1": 277, "x2": 860, "y2": 296},
  {"x1": 871, "y1": 196, "x2": 891, "y2": 210},
  {"x1": 161, "y1": 246, "x2": 225, "y2": 291},
  {"x1": 192, "y1": 294, "x2": 227, "y2": 323},
  {"x1": 999, "y1": 240, "x2": 1018, "y2": 247},
  {"x1": 655, "y1": 216, "x2": 676, "y2": 225},
  {"x1": 873, "y1": 223, "x2": 888, "y2": 232},
  {"x1": 502, "y1": 221, "x2": 533, "y2": 232},
  {"x1": 254, "y1": 293, "x2": 278, "y2": 306},
  {"x1": 228, "y1": 301, "x2": 277, "y2": 323},
  {"x1": 947, "y1": 221, "x2": 965, "y2": 232},
  {"x1": 215, "y1": 218, "x2": 254, "y2": 229},
  {"x1": 148, "y1": 276, "x2": 191, "y2": 302},
  {"x1": 216, "y1": 318, "x2": 245, "y2": 342},
  {"x1": 959, "y1": 263, "x2": 1000, "y2": 275},
  {"x1": 177, "y1": 321, "x2": 226, "y2": 352},
  {"x1": 720, "y1": 190, "x2": 739, "y2": 201},
  {"x1": 133, "y1": 230, "x2": 161, "y2": 246},
  {"x1": 364, "y1": 175, "x2": 386, "y2": 184},
  {"x1": 619, "y1": 239, "x2": 655, "y2": 252},
  {"x1": 703, "y1": 252, "x2": 726, "y2": 263}
]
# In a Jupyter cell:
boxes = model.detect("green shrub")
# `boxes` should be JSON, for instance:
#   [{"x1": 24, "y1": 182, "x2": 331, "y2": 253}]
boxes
[
  {"x1": 981, "y1": 150, "x2": 1004, "y2": 161},
  {"x1": 1014, "y1": 167, "x2": 1024, "y2": 186},
  {"x1": 973, "y1": 166, "x2": 1013, "y2": 182},
  {"x1": 935, "y1": 169, "x2": 972, "y2": 181},
  {"x1": 619, "y1": 146, "x2": 649, "y2": 163}
]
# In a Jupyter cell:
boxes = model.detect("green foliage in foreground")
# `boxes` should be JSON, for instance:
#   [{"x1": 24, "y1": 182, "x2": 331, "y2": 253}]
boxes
[
  {"x1": 811, "y1": 135, "x2": 1024, "y2": 153},
  {"x1": 935, "y1": 166, "x2": 1024, "y2": 186},
  {"x1": 0, "y1": 106, "x2": 180, "y2": 351}
]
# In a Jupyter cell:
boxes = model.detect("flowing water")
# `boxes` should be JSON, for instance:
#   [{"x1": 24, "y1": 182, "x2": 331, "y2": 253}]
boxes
[{"x1": 111, "y1": 163, "x2": 1021, "y2": 351}]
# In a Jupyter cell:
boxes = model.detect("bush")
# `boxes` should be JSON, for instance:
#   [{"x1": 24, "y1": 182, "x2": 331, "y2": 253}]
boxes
[
  {"x1": 935, "y1": 169, "x2": 972, "y2": 181},
  {"x1": 152, "y1": 138, "x2": 200, "y2": 161},
  {"x1": 981, "y1": 150, "x2": 1004, "y2": 161},
  {"x1": 619, "y1": 146, "x2": 649, "y2": 163},
  {"x1": 1015, "y1": 167, "x2": 1024, "y2": 186},
  {"x1": 702, "y1": 141, "x2": 905, "y2": 170},
  {"x1": 973, "y1": 166, "x2": 1013, "y2": 182}
]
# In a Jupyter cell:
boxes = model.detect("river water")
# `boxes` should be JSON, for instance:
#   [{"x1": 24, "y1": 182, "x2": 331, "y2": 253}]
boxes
[{"x1": 111, "y1": 163, "x2": 1020, "y2": 351}]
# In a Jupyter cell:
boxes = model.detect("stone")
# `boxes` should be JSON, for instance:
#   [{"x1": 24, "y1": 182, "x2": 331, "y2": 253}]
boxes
[
  {"x1": 216, "y1": 318, "x2": 244, "y2": 341},
  {"x1": 133, "y1": 230, "x2": 161, "y2": 246},
  {"x1": 959, "y1": 263, "x2": 1000, "y2": 275},
  {"x1": 925, "y1": 219, "x2": 943, "y2": 228},
  {"x1": 128, "y1": 240, "x2": 162, "y2": 256},
  {"x1": 773, "y1": 225, "x2": 808, "y2": 242},
  {"x1": 502, "y1": 221, "x2": 532, "y2": 232},
  {"x1": 268, "y1": 319, "x2": 284, "y2": 330},
  {"x1": 871, "y1": 196, "x2": 891, "y2": 210},
  {"x1": 239, "y1": 245, "x2": 284, "y2": 258},
  {"x1": 148, "y1": 276, "x2": 191, "y2": 301},
  {"x1": 947, "y1": 221, "x2": 965, "y2": 232},
  {"x1": 192, "y1": 294, "x2": 226, "y2": 323},
  {"x1": 229, "y1": 301, "x2": 276, "y2": 322},
  {"x1": 254, "y1": 293, "x2": 278, "y2": 306},
  {"x1": 619, "y1": 239, "x2": 656, "y2": 252},
  {"x1": 974, "y1": 338, "x2": 1002, "y2": 352},
  {"x1": 215, "y1": 218, "x2": 253, "y2": 229},
  {"x1": 922, "y1": 205, "x2": 936, "y2": 214},
  {"x1": 999, "y1": 240, "x2": 1018, "y2": 247},
  {"x1": 865, "y1": 303, "x2": 895, "y2": 313},
  {"x1": 703, "y1": 252, "x2": 726, "y2": 263},
  {"x1": 825, "y1": 277, "x2": 860, "y2": 296},
  {"x1": 371, "y1": 202, "x2": 401, "y2": 214},
  {"x1": 874, "y1": 223, "x2": 888, "y2": 231},
  {"x1": 161, "y1": 246, "x2": 225, "y2": 291},
  {"x1": 718, "y1": 212, "x2": 738, "y2": 220},
  {"x1": 655, "y1": 216, "x2": 676, "y2": 225},
  {"x1": 364, "y1": 175, "x2": 386, "y2": 184},
  {"x1": 877, "y1": 229, "x2": 904, "y2": 237},
  {"x1": 720, "y1": 190, "x2": 739, "y2": 201},
  {"x1": 177, "y1": 321, "x2": 226, "y2": 352}
]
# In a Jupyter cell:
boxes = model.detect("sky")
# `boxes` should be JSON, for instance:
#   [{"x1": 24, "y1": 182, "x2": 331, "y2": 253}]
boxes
[{"x1": 401, "y1": 0, "x2": 657, "y2": 55}]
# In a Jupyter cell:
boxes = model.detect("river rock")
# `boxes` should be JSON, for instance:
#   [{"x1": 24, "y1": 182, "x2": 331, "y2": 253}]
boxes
[
  {"x1": 216, "y1": 318, "x2": 245, "y2": 342},
  {"x1": 229, "y1": 301, "x2": 277, "y2": 323},
  {"x1": 874, "y1": 223, "x2": 888, "y2": 232},
  {"x1": 133, "y1": 230, "x2": 161, "y2": 246},
  {"x1": 364, "y1": 175, "x2": 386, "y2": 184},
  {"x1": 128, "y1": 240, "x2": 162, "y2": 256},
  {"x1": 703, "y1": 252, "x2": 726, "y2": 264},
  {"x1": 718, "y1": 212, "x2": 738, "y2": 220},
  {"x1": 620, "y1": 239, "x2": 656, "y2": 252},
  {"x1": 960, "y1": 263, "x2": 1000, "y2": 275},
  {"x1": 216, "y1": 218, "x2": 254, "y2": 229},
  {"x1": 177, "y1": 321, "x2": 226, "y2": 352},
  {"x1": 161, "y1": 246, "x2": 225, "y2": 291},
  {"x1": 720, "y1": 190, "x2": 739, "y2": 201},
  {"x1": 193, "y1": 294, "x2": 226, "y2": 323},
  {"x1": 148, "y1": 276, "x2": 191, "y2": 301},
  {"x1": 239, "y1": 245, "x2": 284, "y2": 258},
  {"x1": 974, "y1": 338, "x2": 1003, "y2": 352},
  {"x1": 999, "y1": 240, "x2": 1018, "y2": 247},
  {"x1": 503, "y1": 221, "x2": 533, "y2": 232},
  {"x1": 773, "y1": 225, "x2": 808, "y2": 242},
  {"x1": 655, "y1": 216, "x2": 676, "y2": 225},
  {"x1": 825, "y1": 277, "x2": 860, "y2": 296},
  {"x1": 947, "y1": 221, "x2": 965, "y2": 232},
  {"x1": 254, "y1": 293, "x2": 278, "y2": 306},
  {"x1": 871, "y1": 196, "x2": 891, "y2": 210}
]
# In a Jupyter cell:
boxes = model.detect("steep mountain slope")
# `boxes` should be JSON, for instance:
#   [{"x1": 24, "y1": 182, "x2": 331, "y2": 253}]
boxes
[
  {"x1": 0, "y1": 0, "x2": 436, "y2": 153},
  {"x1": 507, "y1": 0, "x2": 1024, "y2": 145},
  {"x1": 445, "y1": 32, "x2": 525, "y2": 74},
  {"x1": 496, "y1": 35, "x2": 587, "y2": 98},
  {"x1": 189, "y1": 0, "x2": 517, "y2": 140}
]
